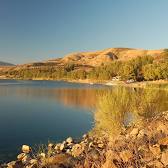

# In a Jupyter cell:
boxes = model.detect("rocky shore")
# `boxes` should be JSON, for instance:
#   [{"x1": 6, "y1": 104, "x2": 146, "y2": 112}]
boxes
[{"x1": 2, "y1": 111, "x2": 168, "y2": 168}]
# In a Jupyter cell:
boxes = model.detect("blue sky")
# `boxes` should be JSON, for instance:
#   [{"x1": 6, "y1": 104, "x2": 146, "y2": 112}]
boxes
[{"x1": 0, "y1": 0, "x2": 168, "y2": 64}]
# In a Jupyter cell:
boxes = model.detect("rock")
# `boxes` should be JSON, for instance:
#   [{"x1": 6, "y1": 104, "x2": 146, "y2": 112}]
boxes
[
  {"x1": 54, "y1": 143, "x2": 61, "y2": 151},
  {"x1": 25, "y1": 165, "x2": 37, "y2": 168},
  {"x1": 22, "y1": 155, "x2": 29, "y2": 164},
  {"x1": 40, "y1": 153, "x2": 46, "y2": 158},
  {"x1": 22, "y1": 145, "x2": 31, "y2": 154},
  {"x1": 29, "y1": 159, "x2": 38, "y2": 165},
  {"x1": 82, "y1": 134, "x2": 88, "y2": 139},
  {"x1": 98, "y1": 143, "x2": 104, "y2": 148},
  {"x1": 71, "y1": 144, "x2": 84, "y2": 157},
  {"x1": 84, "y1": 139, "x2": 88, "y2": 143},
  {"x1": 149, "y1": 144, "x2": 161, "y2": 156},
  {"x1": 7, "y1": 161, "x2": 23, "y2": 168},
  {"x1": 66, "y1": 149, "x2": 71, "y2": 154},
  {"x1": 161, "y1": 151, "x2": 168, "y2": 166},
  {"x1": 141, "y1": 150, "x2": 154, "y2": 162},
  {"x1": 147, "y1": 160, "x2": 164, "y2": 168},
  {"x1": 158, "y1": 137, "x2": 168, "y2": 145},
  {"x1": 125, "y1": 134, "x2": 130, "y2": 139},
  {"x1": 60, "y1": 143, "x2": 65, "y2": 151},
  {"x1": 66, "y1": 137, "x2": 73, "y2": 144},
  {"x1": 62, "y1": 141, "x2": 66, "y2": 145},
  {"x1": 25, "y1": 159, "x2": 38, "y2": 168},
  {"x1": 102, "y1": 150, "x2": 120, "y2": 168},
  {"x1": 48, "y1": 143, "x2": 54, "y2": 148},
  {"x1": 138, "y1": 144, "x2": 148, "y2": 152},
  {"x1": 130, "y1": 128, "x2": 139, "y2": 137},
  {"x1": 137, "y1": 129, "x2": 147, "y2": 138},
  {"x1": 89, "y1": 142, "x2": 94, "y2": 149},
  {"x1": 7, "y1": 161, "x2": 16, "y2": 168},
  {"x1": 17, "y1": 153, "x2": 26, "y2": 160},
  {"x1": 157, "y1": 122, "x2": 168, "y2": 135},
  {"x1": 119, "y1": 150, "x2": 133, "y2": 162}
]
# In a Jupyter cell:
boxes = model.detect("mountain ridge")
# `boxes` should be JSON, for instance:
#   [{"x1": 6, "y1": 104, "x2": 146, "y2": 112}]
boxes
[
  {"x1": 18, "y1": 48, "x2": 165, "y2": 68},
  {"x1": 0, "y1": 61, "x2": 14, "y2": 66}
]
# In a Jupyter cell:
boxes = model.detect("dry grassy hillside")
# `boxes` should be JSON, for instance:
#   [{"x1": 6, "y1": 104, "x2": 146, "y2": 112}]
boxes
[
  {"x1": 0, "y1": 48, "x2": 165, "y2": 72},
  {"x1": 44, "y1": 48, "x2": 164, "y2": 67}
]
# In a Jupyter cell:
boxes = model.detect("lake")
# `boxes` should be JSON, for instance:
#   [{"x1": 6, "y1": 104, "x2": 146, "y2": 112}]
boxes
[
  {"x1": 0, "y1": 80, "x2": 168, "y2": 163},
  {"x1": 0, "y1": 79, "x2": 105, "y2": 163}
]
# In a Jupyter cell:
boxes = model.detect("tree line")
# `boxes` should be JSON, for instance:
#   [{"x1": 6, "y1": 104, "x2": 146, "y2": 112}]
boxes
[{"x1": 1, "y1": 51, "x2": 168, "y2": 81}]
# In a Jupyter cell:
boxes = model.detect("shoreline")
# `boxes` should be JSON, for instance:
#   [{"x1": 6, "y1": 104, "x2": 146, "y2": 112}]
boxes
[
  {"x1": 0, "y1": 77, "x2": 168, "y2": 89},
  {"x1": 3, "y1": 111, "x2": 168, "y2": 168}
]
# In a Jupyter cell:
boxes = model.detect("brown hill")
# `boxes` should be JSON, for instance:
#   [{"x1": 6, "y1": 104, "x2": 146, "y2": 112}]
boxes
[
  {"x1": 42, "y1": 48, "x2": 164, "y2": 67},
  {"x1": 1, "y1": 48, "x2": 166, "y2": 72}
]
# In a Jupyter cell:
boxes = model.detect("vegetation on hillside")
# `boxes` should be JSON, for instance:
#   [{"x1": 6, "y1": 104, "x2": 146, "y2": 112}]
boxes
[{"x1": 1, "y1": 51, "x2": 168, "y2": 81}]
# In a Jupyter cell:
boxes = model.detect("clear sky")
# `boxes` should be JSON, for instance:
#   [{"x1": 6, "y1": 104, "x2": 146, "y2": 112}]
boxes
[{"x1": 0, "y1": 0, "x2": 168, "y2": 64}]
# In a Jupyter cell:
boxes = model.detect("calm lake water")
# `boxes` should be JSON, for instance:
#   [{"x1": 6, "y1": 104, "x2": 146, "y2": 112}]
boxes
[
  {"x1": 0, "y1": 79, "x2": 105, "y2": 163},
  {"x1": 0, "y1": 80, "x2": 168, "y2": 163}
]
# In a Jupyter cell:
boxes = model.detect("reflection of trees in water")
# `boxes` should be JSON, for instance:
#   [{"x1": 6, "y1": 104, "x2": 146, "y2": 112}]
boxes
[
  {"x1": 93, "y1": 86, "x2": 168, "y2": 137},
  {"x1": 0, "y1": 86, "x2": 101, "y2": 110},
  {"x1": 53, "y1": 88, "x2": 98, "y2": 109}
]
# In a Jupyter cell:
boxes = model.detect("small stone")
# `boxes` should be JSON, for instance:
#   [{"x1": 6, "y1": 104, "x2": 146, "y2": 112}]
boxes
[
  {"x1": 126, "y1": 134, "x2": 130, "y2": 139},
  {"x1": 22, "y1": 155, "x2": 30, "y2": 164},
  {"x1": 62, "y1": 141, "x2": 66, "y2": 145},
  {"x1": 7, "y1": 161, "x2": 16, "y2": 167},
  {"x1": 89, "y1": 142, "x2": 93, "y2": 149},
  {"x1": 48, "y1": 143, "x2": 54, "y2": 148},
  {"x1": 17, "y1": 153, "x2": 26, "y2": 160},
  {"x1": 60, "y1": 143, "x2": 65, "y2": 151},
  {"x1": 71, "y1": 144, "x2": 84, "y2": 157},
  {"x1": 84, "y1": 139, "x2": 88, "y2": 143},
  {"x1": 158, "y1": 137, "x2": 168, "y2": 146},
  {"x1": 66, "y1": 137, "x2": 73, "y2": 144},
  {"x1": 98, "y1": 143, "x2": 104, "y2": 148},
  {"x1": 147, "y1": 160, "x2": 163, "y2": 168},
  {"x1": 66, "y1": 149, "x2": 71, "y2": 154},
  {"x1": 25, "y1": 164, "x2": 37, "y2": 168},
  {"x1": 141, "y1": 150, "x2": 154, "y2": 162},
  {"x1": 22, "y1": 145, "x2": 31, "y2": 153},
  {"x1": 149, "y1": 144, "x2": 161, "y2": 156},
  {"x1": 157, "y1": 123, "x2": 168, "y2": 134},
  {"x1": 30, "y1": 159, "x2": 38, "y2": 165},
  {"x1": 130, "y1": 128, "x2": 139, "y2": 137},
  {"x1": 54, "y1": 143, "x2": 61, "y2": 151},
  {"x1": 40, "y1": 153, "x2": 46, "y2": 158},
  {"x1": 137, "y1": 129, "x2": 146, "y2": 138},
  {"x1": 83, "y1": 134, "x2": 88, "y2": 139},
  {"x1": 161, "y1": 151, "x2": 168, "y2": 166}
]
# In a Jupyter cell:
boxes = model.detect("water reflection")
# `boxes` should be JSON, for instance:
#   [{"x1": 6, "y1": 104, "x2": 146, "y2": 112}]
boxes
[
  {"x1": 0, "y1": 81, "x2": 99, "y2": 162},
  {"x1": 0, "y1": 86, "x2": 100, "y2": 110},
  {"x1": 0, "y1": 80, "x2": 168, "y2": 162}
]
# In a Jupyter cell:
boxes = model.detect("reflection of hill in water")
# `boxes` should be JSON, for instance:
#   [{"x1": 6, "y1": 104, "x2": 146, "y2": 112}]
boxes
[
  {"x1": 0, "y1": 86, "x2": 101, "y2": 110},
  {"x1": 52, "y1": 88, "x2": 98, "y2": 109}
]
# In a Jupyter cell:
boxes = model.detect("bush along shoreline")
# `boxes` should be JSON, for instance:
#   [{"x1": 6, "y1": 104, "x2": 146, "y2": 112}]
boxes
[{"x1": 2, "y1": 111, "x2": 168, "y2": 168}]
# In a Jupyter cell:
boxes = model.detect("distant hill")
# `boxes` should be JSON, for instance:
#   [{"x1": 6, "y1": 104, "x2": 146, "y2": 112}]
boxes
[
  {"x1": 1, "y1": 48, "x2": 167, "y2": 71},
  {"x1": 0, "y1": 61, "x2": 14, "y2": 66},
  {"x1": 17, "y1": 48, "x2": 165, "y2": 69},
  {"x1": 0, "y1": 47, "x2": 167, "y2": 82}
]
